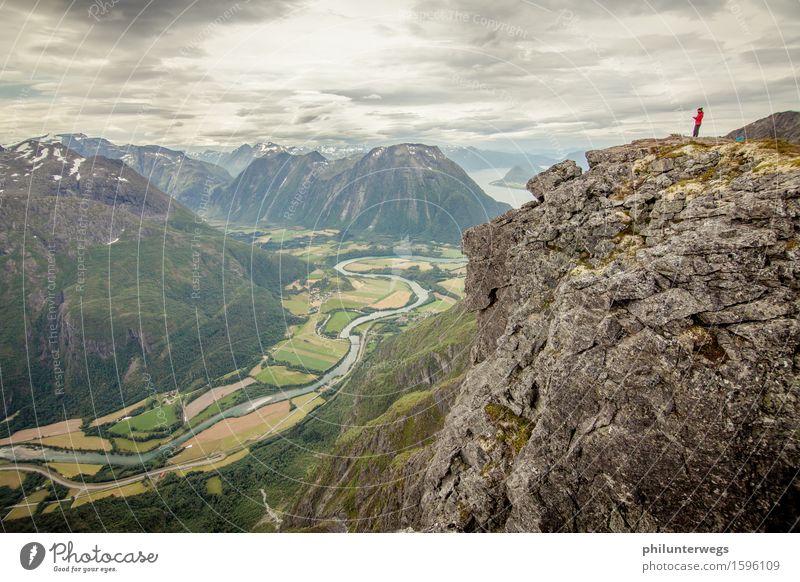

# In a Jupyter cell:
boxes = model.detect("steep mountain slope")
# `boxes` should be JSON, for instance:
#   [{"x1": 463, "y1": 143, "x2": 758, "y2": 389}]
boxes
[
  {"x1": 191, "y1": 142, "x2": 299, "y2": 178},
  {"x1": 212, "y1": 150, "x2": 327, "y2": 222},
  {"x1": 59, "y1": 134, "x2": 231, "y2": 208},
  {"x1": 291, "y1": 136, "x2": 800, "y2": 532},
  {"x1": 212, "y1": 143, "x2": 511, "y2": 243},
  {"x1": 3, "y1": 305, "x2": 476, "y2": 533},
  {"x1": 725, "y1": 111, "x2": 800, "y2": 144},
  {"x1": 286, "y1": 304, "x2": 476, "y2": 532},
  {"x1": 0, "y1": 140, "x2": 303, "y2": 434}
]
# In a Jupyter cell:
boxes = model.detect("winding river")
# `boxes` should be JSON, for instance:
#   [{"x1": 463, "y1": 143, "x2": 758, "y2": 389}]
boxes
[{"x1": 0, "y1": 256, "x2": 463, "y2": 468}]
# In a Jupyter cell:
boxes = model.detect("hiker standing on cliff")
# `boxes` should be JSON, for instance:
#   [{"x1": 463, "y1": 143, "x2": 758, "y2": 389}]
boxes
[{"x1": 692, "y1": 107, "x2": 704, "y2": 137}]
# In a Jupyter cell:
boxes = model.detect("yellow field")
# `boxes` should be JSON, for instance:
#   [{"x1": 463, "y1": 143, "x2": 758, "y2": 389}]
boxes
[
  {"x1": 4, "y1": 489, "x2": 48, "y2": 520},
  {"x1": 0, "y1": 470, "x2": 24, "y2": 489},
  {"x1": 282, "y1": 292, "x2": 311, "y2": 316},
  {"x1": 89, "y1": 396, "x2": 151, "y2": 427},
  {"x1": 173, "y1": 448, "x2": 250, "y2": 474},
  {"x1": 347, "y1": 258, "x2": 434, "y2": 272},
  {"x1": 169, "y1": 393, "x2": 324, "y2": 464},
  {"x1": 322, "y1": 277, "x2": 409, "y2": 313},
  {"x1": 439, "y1": 277, "x2": 466, "y2": 297},
  {"x1": 39, "y1": 431, "x2": 112, "y2": 452},
  {"x1": 0, "y1": 418, "x2": 82, "y2": 445},
  {"x1": 370, "y1": 289, "x2": 412, "y2": 309},
  {"x1": 206, "y1": 476, "x2": 223, "y2": 495},
  {"x1": 254, "y1": 365, "x2": 317, "y2": 387},
  {"x1": 184, "y1": 378, "x2": 256, "y2": 421},
  {"x1": 72, "y1": 481, "x2": 152, "y2": 508},
  {"x1": 42, "y1": 502, "x2": 64, "y2": 514},
  {"x1": 47, "y1": 462, "x2": 104, "y2": 478}
]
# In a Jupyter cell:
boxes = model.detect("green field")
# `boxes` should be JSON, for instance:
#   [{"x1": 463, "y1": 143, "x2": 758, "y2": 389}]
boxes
[
  {"x1": 321, "y1": 277, "x2": 409, "y2": 313},
  {"x1": 254, "y1": 365, "x2": 317, "y2": 387},
  {"x1": 109, "y1": 403, "x2": 180, "y2": 436},
  {"x1": 270, "y1": 317, "x2": 349, "y2": 373},
  {"x1": 187, "y1": 391, "x2": 244, "y2": 428},
  {"x1": 419, "y1": 293, "x2": 457, "y2": 314},
  {"x1": 438, "y1": 247, "x2": 464, "y2": 258},
  {"x1": 323, "y1": 310, "x2": 361, "y2": 336},
  {"x1": 282, "y1": 292, "x2": 311, "y2": 316},
  {"x1": 111, "y1": 436, "x2": 169, "y2": 453},
  {"x1": 206, "y1": 476, "x2": 223, "y2": 495}
]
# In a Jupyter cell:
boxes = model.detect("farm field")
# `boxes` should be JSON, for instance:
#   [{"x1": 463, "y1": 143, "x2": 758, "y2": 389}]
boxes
[
  {"x1": 270, "y1": 316, "x2": 348, "y2": 373},
  {"x1": 322, "y1": 310, "x2": 361, "y2": 335},
  {"x1": 184, "y1": 378, "x2": 256, "y2": 421},
  {"x1": 169, "y1": 393, "x2": 324, "y2": 464},
  {"x1": 0, "y1": 470, "x2": 24, "y2": 489},
  {"x1": 258, "y1": 226, "x2": 339, "y2": 244},
  {"x1": 254, "y1": 365, "x2": 316, "y2": 387},
  {"x1": 438, "y1": 246, "x2": 465, "y2": 258},
  {"x1": 173, "y1": 448, "x2": 250, "y2": 475},
  {"x1": 0, "y1": 240, "x2": 467, "y2": 496},
  {"x1": 284, "y1": 241, "x2": 339, "y2": 262},
  {"x1": 206, "y1": 476, "x2": 223, "y2": 495},
  {"x1": 0, "y1": 418, "x2": 82, "y2": 446},
  {"x1": 112, "y1": 436, "x2": 168, "y2": 453},
  {"x1": 419, "y1": 293, "x2": 457, "y2": 313},
  {"x1": 321, "y1": 277, "x2": 409, "y2": 313},
  {"x1": 4, "y1": 489, "x2": 48, "y2": 520},
  {"x1": 439, "y1": 262, "x2": 467, "y2": 275},
  {"x1": 72, "y1": 481, "x2": 153, "y2": 509},
  {"x1": 40, "y1": 431, "x2": 112, "y2": 452},
  {"x1": 282, "y1": 292, "x2": 311, "y2": 316},
  {"x1": 108, "y1": 402, "x2": 181, "y2": 436},
  {"x1": 346, "y1": 258, "x2": 435, "y2": 272},
  {"x1": 47, "y1": 462, "x2": 104, "y2": 478},
  {"x1": 439, "y1": 277, "x2": 466, "y2": 297},
  {"x1": 370, "y1": 289, "x2": 412, "y2": 309},
  {"x1": 89, "y1": 396, "x2": 151, "y2": 427}
]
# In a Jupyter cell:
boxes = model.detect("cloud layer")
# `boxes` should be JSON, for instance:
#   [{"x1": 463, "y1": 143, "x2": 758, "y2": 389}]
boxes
[{"x1": 1, "y1": 0, "x2": 797, "y2": 152}]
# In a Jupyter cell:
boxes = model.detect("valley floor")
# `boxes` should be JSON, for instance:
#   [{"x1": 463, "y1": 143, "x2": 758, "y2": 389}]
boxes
[{"x1": 0, "y1": 229, "x2": 466, "y2": 524}]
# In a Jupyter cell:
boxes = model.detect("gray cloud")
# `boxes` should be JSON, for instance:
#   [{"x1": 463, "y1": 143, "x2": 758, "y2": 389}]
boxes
[{"x1": 0, "y1": 0, "x2": 797, "y2": 152}]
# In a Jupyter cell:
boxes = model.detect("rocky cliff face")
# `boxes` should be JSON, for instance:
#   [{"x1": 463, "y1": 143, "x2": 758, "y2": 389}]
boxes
[{"x1": 416, "y1": 136, "x2": 799, "y2": 532}]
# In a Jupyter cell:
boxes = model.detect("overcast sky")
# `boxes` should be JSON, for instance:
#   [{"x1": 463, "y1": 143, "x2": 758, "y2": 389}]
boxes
[{"x1": 1, "y1": 0, "x2": 797, "y2": 153}]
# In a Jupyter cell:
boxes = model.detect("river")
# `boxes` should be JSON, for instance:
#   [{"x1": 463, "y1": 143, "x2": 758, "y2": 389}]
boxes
[{"x1": 0, "y1": 255, "x2": 463, "y2": 468}]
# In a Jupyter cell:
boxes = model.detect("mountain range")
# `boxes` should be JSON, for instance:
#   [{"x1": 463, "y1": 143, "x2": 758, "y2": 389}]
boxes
[
  {"x1": 190, "y1": 142, "x2": 368, "y2": 177},
  {"x1": 59, "y1": 134, "x2": 232, "y2": 208},
  {"x1": 211, "y1": 143, "x2": 511, "y2": 243},
  {"x1": 53, "y1": 136, "x2": 513, "y2": 243},
  {"x1": 0, "y1": 138, "x2": 302, "y2": 433}
]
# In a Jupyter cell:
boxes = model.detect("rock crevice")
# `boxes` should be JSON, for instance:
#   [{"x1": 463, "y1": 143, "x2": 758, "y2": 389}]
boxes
[{"x1": 419, "y1": 137, "x2": 800, "y2": 532}]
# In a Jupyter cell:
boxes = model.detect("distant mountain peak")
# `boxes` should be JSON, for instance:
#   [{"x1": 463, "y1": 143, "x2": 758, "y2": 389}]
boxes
[{"x1": 212, "y1": 141, "x2": 510, "y2": 243}]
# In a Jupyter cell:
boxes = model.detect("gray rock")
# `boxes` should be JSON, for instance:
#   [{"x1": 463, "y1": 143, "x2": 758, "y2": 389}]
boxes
[
  {"x1": 526, "y1": 160, "x2": 582, "y2": 201},
  {"x1": 418, "y1": 136, "x2": 800, "y2": 532}
]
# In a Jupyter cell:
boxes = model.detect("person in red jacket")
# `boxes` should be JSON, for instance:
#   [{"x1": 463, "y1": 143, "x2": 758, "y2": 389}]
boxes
[{"x1": 692, "y1": 107, "x2": 704, "y2": 137}]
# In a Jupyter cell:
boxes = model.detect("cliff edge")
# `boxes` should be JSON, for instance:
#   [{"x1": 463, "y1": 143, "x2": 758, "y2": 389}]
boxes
[{"x1": 419, "y1": 136, "x2": 799, "y2": 532}]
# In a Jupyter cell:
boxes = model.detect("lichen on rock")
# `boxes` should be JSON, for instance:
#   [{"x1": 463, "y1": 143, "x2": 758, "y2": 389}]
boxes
[{"x1": 420, "y1": 136, "x2": 800, "y2": 532}]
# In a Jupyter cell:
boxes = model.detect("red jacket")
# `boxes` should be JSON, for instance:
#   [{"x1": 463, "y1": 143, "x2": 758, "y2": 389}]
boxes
[{"x1": 693, "y1": 111, "x2": 704, "y2": 125}]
